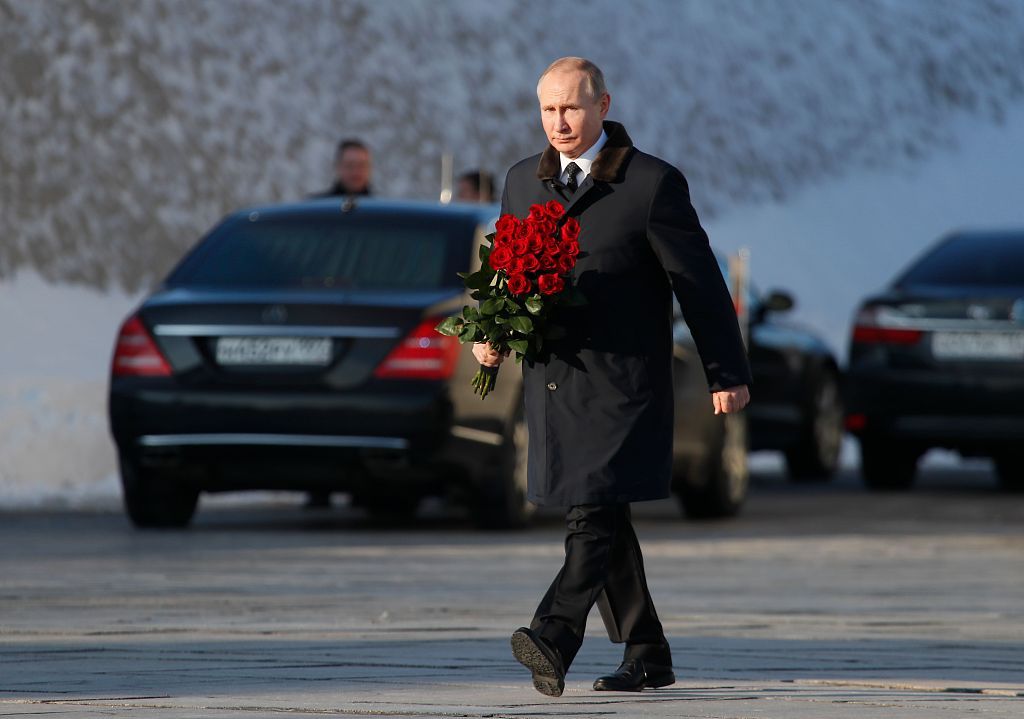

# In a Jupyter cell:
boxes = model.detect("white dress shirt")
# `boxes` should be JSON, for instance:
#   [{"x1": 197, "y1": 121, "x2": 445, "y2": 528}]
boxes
[{"x1": 559, "y1": 128, "x2": 608, "y2": 186}]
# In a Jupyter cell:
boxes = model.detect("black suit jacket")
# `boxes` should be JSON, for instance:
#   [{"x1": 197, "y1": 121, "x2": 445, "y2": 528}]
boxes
[{"x1": 501, "y1": 121, "x2": 752, "y2": 506}]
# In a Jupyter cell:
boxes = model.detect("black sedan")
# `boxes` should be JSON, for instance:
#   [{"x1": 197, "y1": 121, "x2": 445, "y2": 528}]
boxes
[
  {"x1": 109, "y1": 199, "x2": 537, "y2": 528},
  {"x1": 844, "y1": 230, "x2": 1024, "y2": 491},
  {"x1": 670, "y1": 269, "x2": 845, "y2": 520}
]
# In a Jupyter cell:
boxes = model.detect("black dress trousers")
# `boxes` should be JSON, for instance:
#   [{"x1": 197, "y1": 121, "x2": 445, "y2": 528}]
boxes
[{"x1": 530, "y1": 504, "x2": 672, "y2": 668}]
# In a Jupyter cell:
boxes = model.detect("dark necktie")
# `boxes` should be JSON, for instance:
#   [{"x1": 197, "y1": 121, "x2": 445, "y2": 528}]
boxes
[{"x1": 564, "y1": 162, "x2": 581, "y2": 194}]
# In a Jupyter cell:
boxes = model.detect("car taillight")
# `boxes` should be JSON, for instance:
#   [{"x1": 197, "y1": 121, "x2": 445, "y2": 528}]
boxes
[
  {"x1": 851, "y1": 326, "x2": 923, "y2": 345},
  {"x1": 845, "y1": 413, "x2": 867, "y2": 431},
  {"x1": 850, "y1": 306, "x2": 923, "y2": 345},
  {"x1": 111, "y1": 315, "x2": 172, "y2": 377},
  {"x1": 373, "y1": 318, "x2": 461, "y2": 380}
]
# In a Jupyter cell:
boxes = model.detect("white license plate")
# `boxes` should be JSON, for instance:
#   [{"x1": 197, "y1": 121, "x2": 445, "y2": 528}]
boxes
[
  {"x1": 215, "y1": 337, "x2": 332, "y2": 366},
  {"x1": 931, "y1": 331, "x2": 1024, "y2": 361}
]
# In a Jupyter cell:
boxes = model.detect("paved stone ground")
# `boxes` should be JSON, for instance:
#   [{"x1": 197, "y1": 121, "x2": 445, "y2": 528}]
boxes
[{"x1": 2, "y1": 465, "x2": 1023, "y2": 717}]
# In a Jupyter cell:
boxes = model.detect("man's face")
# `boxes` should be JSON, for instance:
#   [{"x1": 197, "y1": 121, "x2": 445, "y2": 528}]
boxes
[
  {"x1": 334, "y1": 147, "x2": 372, "y2": 192},
  {"x1": 456, "y1": 178, "x2": 480, "y2": 203},
  {"x1": 537, "y1": 69, "x2": 609, "y2": 159}
]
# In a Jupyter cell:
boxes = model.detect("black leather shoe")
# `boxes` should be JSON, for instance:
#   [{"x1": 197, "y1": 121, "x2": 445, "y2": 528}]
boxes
[
  {"x1": 593, "y1": 659, "x2": 675, "y2": 692},
  {"x1": 511, "y1": 627, "x2": 565, "y2": 697}
]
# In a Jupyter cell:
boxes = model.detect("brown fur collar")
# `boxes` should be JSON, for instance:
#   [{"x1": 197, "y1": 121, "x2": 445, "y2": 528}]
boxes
[{"x1": 536, "y1": 120, "x2": 634, "y2": 183}]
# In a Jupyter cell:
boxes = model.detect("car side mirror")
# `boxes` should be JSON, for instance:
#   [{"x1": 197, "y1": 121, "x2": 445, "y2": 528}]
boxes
[
  {"x1": 753, "y1": 290, "x2": 795, "y2": 323},
  {"x1": 763, "y1": 290, "x2": 795, "y2": 313}
]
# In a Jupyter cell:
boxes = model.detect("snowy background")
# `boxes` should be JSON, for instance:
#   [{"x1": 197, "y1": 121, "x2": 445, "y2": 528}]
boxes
[{"x1": 2, "y1": 0, "x2": 1023, "y2": 507}]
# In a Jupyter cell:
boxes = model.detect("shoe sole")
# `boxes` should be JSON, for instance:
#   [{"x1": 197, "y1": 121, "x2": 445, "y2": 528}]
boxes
[
  {"x1": 511, "y1": 630, "x2": 564, "y2": 697},
  {"x1": 593, "y1": 673, "x2": 676, "y2": 692}
]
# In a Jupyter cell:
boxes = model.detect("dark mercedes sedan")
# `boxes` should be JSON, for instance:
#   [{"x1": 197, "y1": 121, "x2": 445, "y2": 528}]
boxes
[
  {"x1": 844, "y1": 230, "x2": 1024, "y2": 491},
  {"x1": 109, "y1": 199, "x2": 536, "y2": 528}
]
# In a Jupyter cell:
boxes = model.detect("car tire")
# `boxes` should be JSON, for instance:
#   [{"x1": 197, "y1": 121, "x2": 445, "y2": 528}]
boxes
[
  {"x1": 475, "y1": 401, "x2": 534, "y2": 530},
  {"x1": 785, "y1": 368, "x2": 843, "y2": 482},
  {"x1": 859, "y1": 437, "x2": 919, "y2": 490},
  {"x1": 678, "y1": 412, "x2": 748, "y2": 519},
  {"x1": 993, "y1": 452, "x2": 1024, "y2": 492},
  {"x1": 119, "y1": 454, "x2": 200, "y2": 528}
]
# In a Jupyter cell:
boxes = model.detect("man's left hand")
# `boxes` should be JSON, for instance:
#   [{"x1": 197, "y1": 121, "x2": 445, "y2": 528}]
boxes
[{"x1": 712, "y1": 385, "x2": 750, "y2": 415}]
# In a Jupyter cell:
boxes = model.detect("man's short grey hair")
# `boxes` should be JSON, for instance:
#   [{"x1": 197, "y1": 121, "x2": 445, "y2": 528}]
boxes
[{"x1": 537, "y1": 57, "x2": 608, "y2": 100}]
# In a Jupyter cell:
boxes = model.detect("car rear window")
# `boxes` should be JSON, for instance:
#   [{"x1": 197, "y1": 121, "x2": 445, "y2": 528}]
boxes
[
  {"x1": 896, "y1": 233, "x2": 1024, "y2": 288},
  {"x1": 167, "y1": 213, "x2": 475, "y2": 290}
]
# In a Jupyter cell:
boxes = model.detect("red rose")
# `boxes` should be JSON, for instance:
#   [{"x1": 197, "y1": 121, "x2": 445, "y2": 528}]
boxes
[
  {"x1": 544, "y1": 200, "x2": 564, "y2": 220},
  {"x1": 512, "y1": 237, "x2": 530, "y2": 256},
  {"x1": 557, "y1": 253, "x2": 576, "y2": 274},
  {"x1": 538, "y1": 273, "x2": 565, "y2": 295},
  {"x1": 539, "y1": 252, "x2": 558, "y2": 270},
  {"x1": 536, "y1": 218, "x2": 557, "y2": 239},
  {"x1": 527, "y1": 230, "x2": 545, "y2": 254},
  {"x1": 495, "y1": 214, "x2": 517, "y2": 235},
  {"x1": 527, "y1": 204, "x2": 547, "y2": 224},
  {"x1": 521, "y1": 253, "x2": 540, "y2": 272},
  {"x1": 559, "y1": 239, "x2": 580, "y2": 258},
  {"x1": 561, "y1": 216, "x2": 580, "y2": 242},
  {"x1": 543, "y1": 238, "x2": 560, "y2": 256},
  {"x1": 508, "y1": 256, "x2": 527, "y2": 274},
  {"x1": 514, "y1": 222, "x2": 531, "y2": 241},
  {"x1": 507, "y1": 273, "x2": 532, "y2": 296},
  {"x1": 489, "y1": 245, "x2": 513, "y2": 271}
]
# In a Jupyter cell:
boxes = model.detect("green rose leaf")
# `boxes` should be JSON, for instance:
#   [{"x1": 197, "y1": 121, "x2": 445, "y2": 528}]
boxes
[
  {"x1": 463, "y1": 306, "x2": 481, "y2": 322},
  {"x1": 478, "y1": 243, "x2": 492, "y2": 263},
  {"x1": 525, "y1": 296, "x2": 544, "y2": 315},
  {"x1": 508, "y1": 339, "x2": 529, "y2": 355},
  {"x1": 459, "y1": 322, "x2": 480, "y2": 342},
  {"x1": 465, "y1": 269, "x2": 493, "y2": 290},
  {"x1": 480, "y1": 297, "x2": 504, "y2": 315},
  {"x1": 509, "y1": 315, "x2": 534, "y2": 334},
  {"x1": 435, "y1": 316, "x2": 463, "y2": 337}
]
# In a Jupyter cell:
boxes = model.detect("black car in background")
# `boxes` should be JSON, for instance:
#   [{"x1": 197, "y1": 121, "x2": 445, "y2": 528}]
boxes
[
  {"x1": 670, "y1": 269, "x2": 845, "y2": 520},
  {"x1": 844, "y1": 230, "x2": 1024, "y2": 491},
  {"x1": 745, "y1": 284, "x2": 845, "y2": 482},
  {"x1": 109, "y1": 199, "x2": 535, "y2": 528}
]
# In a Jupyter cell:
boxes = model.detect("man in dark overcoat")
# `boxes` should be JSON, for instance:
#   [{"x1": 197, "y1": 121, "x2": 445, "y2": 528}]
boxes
[{"x1": 474, "y1": 57, "x2": 752, "y2": 697}]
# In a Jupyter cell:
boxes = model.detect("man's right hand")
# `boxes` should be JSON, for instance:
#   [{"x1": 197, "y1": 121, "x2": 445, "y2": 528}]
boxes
[{"x1": 473, "y1": 342, "x2": 507, "y2": 368}]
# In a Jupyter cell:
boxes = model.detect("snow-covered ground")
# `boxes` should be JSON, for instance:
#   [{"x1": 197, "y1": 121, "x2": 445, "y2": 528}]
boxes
[{"x1": 3, "y1": 104, "x2": 1020, "y2": 507}]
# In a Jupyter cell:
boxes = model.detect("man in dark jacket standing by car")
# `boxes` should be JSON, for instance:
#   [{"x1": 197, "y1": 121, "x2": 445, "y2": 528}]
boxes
[
  {"x1": 313, "y1": 138, "x2": 373, "y2": 197},
  {"x1": 473, "y1": 57, "x2": 751, "y2": 697}
]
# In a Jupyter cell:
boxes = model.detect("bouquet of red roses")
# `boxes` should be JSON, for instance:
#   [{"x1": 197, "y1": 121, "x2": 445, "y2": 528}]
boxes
[{"x1": 436, "y1": 200, "x2": 585, "y2": 398}]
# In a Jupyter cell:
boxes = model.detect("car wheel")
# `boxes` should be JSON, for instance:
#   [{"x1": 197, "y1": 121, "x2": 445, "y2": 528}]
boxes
[
  {"x1": 678, "y1": 413, "x2": 748, "y2": 519},
  {"x1": 859, "y1": 437, "x2": 919, "y2": 490},
  {"x1": 785, "y1": 368, "x2": 843, "y2": 482},
  {"x1": 119, "y1": 454, "x2": 199, "y2": 528},
  {"x1": 993, "y1": 452, "x2": 1024, "y2": 492},
  {"x1": 475, "y1": 402, "x2": 534, "y2": 530}
]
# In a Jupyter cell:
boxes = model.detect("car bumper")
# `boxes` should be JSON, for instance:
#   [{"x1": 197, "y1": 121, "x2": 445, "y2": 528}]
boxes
[
  {"x1": 844, "y1": 368, "x2": 1024, "y2": 443},
  {"x1": 109, "y1": 381, "x2": 502, "y2": 488}
]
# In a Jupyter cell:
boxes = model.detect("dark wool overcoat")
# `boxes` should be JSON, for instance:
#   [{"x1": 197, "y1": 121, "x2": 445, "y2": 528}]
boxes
[{"x1": 501, "y1": 121, "x2": 753, "y2": 507}]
